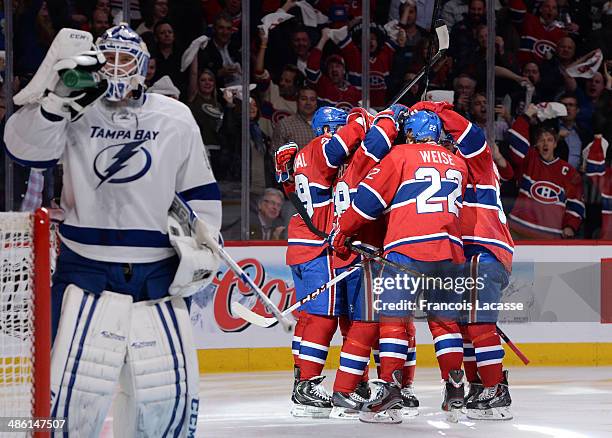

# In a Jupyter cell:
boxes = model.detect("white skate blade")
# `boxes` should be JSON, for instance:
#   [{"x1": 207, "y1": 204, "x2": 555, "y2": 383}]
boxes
[
  {"x1": 359, "y1": 409, "x2": 403, "y2": 424},
  {"x1": 290, "y1": 403, "x2": 331, "y2": 418},
  {"x1": 330, "y1": 406, "x2": 360, "y2": 420},
  {"x1": 445, "y1": 408, "x2": 461, "y2": 423},
  {"x1": 467, "y1": 406, "x2": 513, "y2": 421},
  {"x1": 401, "y1": 406, "x2": 419, "y2": 417}
]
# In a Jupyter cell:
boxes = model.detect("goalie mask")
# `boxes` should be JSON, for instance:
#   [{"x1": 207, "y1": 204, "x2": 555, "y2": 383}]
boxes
[{"x1": 96, "y1": 23, "x2": 149, "y2": 101}]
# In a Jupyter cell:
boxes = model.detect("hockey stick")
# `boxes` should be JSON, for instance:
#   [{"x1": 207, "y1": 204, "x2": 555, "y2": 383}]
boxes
[
  {"x1": 288, "y1": 192, "x2": 427, "y2": 279},
  {"x1": 231, "y1": 263, "x2": 362, "y2": 328},
  {"x1": 497, "y1": 325, "x2": 530, "y2": 365},
  {"x1": 289, "y1": 193, "x2": 531, "y2": 362},
  {"x1": 169, "y1": 194, "x2": 294, "y2": 332},
  {"x1": 420, "y1": 0, "x2": 444, "y2": 100},
  {"x1": 389, "y1": 21, "x2": 449, "y2": 106}
]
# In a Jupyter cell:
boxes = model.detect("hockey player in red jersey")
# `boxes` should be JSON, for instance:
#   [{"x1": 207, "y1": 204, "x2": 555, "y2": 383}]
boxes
[
  {"x1": 584, "y1": 135, "x2": 611, "y2": 240},
  {"x1": 507, "y1": 106, "x2": 585, "y2": 239},
  {"x1": 329, "y1": 110, "x2": 469, "y2": 423},
  {"x1": 412, "y1": 100, "x2": 515, "y2": 420},
  {"x1": 328, "y1": 105, "x2": 419, "y2": 419},
  {"x1": 274, "y1": 106, "x2": 372, "y2": 417}
]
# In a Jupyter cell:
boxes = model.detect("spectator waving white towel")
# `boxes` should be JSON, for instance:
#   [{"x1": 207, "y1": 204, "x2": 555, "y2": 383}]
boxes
[
  {"x1": 535, "y1": 102, "x2": 568, "y2": 121},
  {"x1": 295, "y1": 1, "x2": 329, "y2": 27},
  {"x1": 180, "y1": 35, "x2": 209, "y2": 72},
  {"x1": 259, "y1": 10, "x2": 294, "y2": 37},
  {"x1": 566, "y1": 49, "x2": 604, "y2": 79}
]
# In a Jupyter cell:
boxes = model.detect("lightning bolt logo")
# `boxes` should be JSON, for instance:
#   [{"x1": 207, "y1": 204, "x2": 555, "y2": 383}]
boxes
[{"x1": 93, "y1": 140, "x2": 152, "y2": 188}]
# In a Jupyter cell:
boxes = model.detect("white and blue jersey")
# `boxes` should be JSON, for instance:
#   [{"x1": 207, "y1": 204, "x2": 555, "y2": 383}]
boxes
[{"x1": 4, "y1": 93, "x2": 221, "y2": 263}]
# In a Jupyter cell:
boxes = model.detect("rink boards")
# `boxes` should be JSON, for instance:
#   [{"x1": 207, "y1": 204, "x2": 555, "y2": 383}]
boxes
[{"x1": 189, "y1": 242, "x2": 612, "y2": 373}]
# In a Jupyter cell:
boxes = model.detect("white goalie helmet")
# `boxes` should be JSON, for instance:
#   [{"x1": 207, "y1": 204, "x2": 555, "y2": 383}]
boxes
[{"x1": 96, "y1": 23, "x2": 150, "y2": 101}]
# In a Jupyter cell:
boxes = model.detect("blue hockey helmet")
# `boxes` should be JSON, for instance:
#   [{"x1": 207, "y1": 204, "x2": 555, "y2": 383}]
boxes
[
  {"x1": 311, "y1": 106, "x2": 348, "y2": 136},
  {"x1": 403, "y1": 110, "x2": 442, "y2": 143},
  {"x1": 96, "y1": 23, "x2": 150, "y2": 101}
]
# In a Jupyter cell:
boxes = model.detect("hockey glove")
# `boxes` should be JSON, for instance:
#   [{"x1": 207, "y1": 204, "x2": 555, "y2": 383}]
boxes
[
  {"x1": 274, "y1": 142, "x2": 299, "y2": 183},
  {"x1": 41, "y1": 49, "x2": 108, "y2": 122},
  {"x1": 410, "y1": 100, "x2": 454, "y2": 114},
  {"x1": 168, "y1": 215, "x2": 220, "y2": 297},
  {"x1": 41, "y1": 79, "x2": 109, "y2": 122},
  {"x1": 328, "y1": 223, "x2": 352, "y2": 259},
  {"x1": 373, "y1": 104, "x2": 408, "y2": 130},
  {"x1": 347, "y1": 107, "x2": 375, "y2": 132}
]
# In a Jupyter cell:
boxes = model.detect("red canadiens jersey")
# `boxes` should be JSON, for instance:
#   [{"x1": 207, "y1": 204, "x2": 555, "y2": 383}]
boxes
[
  {"x1": 305, "y1": 48, "x2": 362, "y2": 110},
  {"x1": 339, "y1": 39, "x2": 395, "y2": 109},
  {"x1": 510, "y1": 0, "x2": 567, "y2": 65},
  {"x1": 436, "y1": 108, "x2": 515, "y2": 272},
  {"x1": 339, "y1": 141, "x2": 468, "y2": 264},
  {"x1": 286, "y1": 118, "x2": 366, "y2": 265},
  {"x1": 332, "y1": 117, "x2": 398, "y2": 268},
  {"x1": 508, "y1": 116, "x2": 584, "y2": 238},
  {"x1": 585, "y1": 136, "x2": 612, "y2": 240}
]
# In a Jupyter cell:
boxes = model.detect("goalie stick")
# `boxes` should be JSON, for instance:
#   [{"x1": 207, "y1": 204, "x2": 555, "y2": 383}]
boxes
[
  {"x1": 231, "y1": 263, "x2": 362, "y2": 328},
  {"x1": 288, "y1": 193, "x2": 530, "y2": 363},
  {"x1": 389, "y1": 20, "x2": 449, "y2": 106},
  {"x1": 169, "y1": 194, "x2": 294, "y2": 332}
]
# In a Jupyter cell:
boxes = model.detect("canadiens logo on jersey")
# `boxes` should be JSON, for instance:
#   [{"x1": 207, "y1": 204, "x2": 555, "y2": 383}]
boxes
[
  {"x1": 529, "y1": 181, "x2": 562, "y2": 204},
  {"x1": 93, "y1": 139, "x2": 152, "y2": 187},
  {"x1": 533, "y1": 39, "x2": 556, "y2": 58}
]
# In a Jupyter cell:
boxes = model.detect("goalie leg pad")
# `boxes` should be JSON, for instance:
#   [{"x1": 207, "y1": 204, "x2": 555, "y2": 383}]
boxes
[
  {"x1": 50, "y1": 285, "x2": 133, "y2": 437},
  {"x1": 113, "y1": 297, "x2": 200, "y2": 438}
]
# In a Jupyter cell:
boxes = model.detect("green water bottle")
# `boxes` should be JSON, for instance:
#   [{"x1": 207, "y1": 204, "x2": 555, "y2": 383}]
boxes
[{"x1": 61, "y1": 69, "x2": 98, "y2": 89}]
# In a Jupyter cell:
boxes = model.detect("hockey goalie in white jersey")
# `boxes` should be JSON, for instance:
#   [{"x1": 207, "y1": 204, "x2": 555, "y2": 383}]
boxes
[{"x1": 4, "y1": 24, "x2": 221, "y2": 437}]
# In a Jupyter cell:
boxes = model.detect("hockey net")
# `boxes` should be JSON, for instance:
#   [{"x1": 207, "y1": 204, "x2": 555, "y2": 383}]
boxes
[{"x1": 0, "y1": 209, "x2": 52, "y2": 432}]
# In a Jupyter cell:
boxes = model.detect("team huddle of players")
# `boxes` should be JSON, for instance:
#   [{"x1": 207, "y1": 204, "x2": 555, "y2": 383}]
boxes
[{"x1": 274, "y1": 101, "x2": 515, "y2": 424}]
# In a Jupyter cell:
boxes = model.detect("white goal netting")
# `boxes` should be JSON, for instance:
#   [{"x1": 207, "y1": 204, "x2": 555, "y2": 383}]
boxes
[{"x1": 0, "y1": 211, "x2": 52, "y2": 429}]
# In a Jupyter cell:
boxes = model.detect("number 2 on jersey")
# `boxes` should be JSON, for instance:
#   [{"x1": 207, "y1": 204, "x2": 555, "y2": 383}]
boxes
[{"x1": 414, "y1": 167, "x2": 462, "y2": 216}]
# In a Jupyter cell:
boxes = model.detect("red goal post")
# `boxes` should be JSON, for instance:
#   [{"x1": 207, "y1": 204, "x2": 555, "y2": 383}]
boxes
[{"x1": 0, "y1": 209, "x2": 51, "y2": 437}]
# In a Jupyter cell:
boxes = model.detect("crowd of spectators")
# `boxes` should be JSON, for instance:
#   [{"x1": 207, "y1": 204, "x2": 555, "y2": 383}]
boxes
[{"x1": 1, "y1": 0, "x2": 611, "y2": 240}]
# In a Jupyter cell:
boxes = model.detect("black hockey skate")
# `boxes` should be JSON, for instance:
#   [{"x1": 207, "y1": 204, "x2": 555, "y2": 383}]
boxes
[
  {"x1": 466, "y1": 370, "x2": 513, "y2": 420},
  {"x1": 291, "y1": 375, "x2": 332, "y2": 418},
  {"x1": 442, "y1": 369, "x2": 465, "y2": 423},
  {"x1": 291, "y1": 366, "x2": 300, "y2": 403},
  {"x1": 462, "y1": 379, "x2": 483, "y2": 413},
  {"x1": 355, "y1": 380, "x2": 370, "y2": 399},
  {"x1": 400, "y1": 384, "x2": 419, "y2": 417},
  {"x1": 359, "y1": 371, "x2": 403, "y2": 424},
  {"x1": 330, "y1": 390, "x2": 368, "y2": 419}
]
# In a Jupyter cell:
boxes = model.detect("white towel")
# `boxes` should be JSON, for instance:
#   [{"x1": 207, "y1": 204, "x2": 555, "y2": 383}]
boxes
[
  {"x1": 258, "y1": 10, "x2": 294, "y2": 37},
  {"x1": 384, "y1": 20, "x2": 400, "y2": 42},
  {"x1": 148, "y1": 75, "x2": 181, "y2": 99},
  {"x1": 566, "y1": 49, "x2": 604, "y2": 79},
  {"x1": 535, "y1": 102, "x2": 567, "y2": 121},
  {"x1": 328, "y1": 26, "x2": 348, "y2": 44},
  {"x1": 181, "y1": 35, "x2": 209, "y2": 72},
  {"x1": 295, "y1": 1, "x2": 329, "y2": 27},
  {"x1": 221, "y1": 84, "x2": 257, "y2": 101}
]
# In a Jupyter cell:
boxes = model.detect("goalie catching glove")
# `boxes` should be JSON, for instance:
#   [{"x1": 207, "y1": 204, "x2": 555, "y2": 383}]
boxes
[
  {"x1": 167, "y1": 215, "x2": 220, "y2": 297},
  {"x1": 14, "y1": 28, "x2": 108, "y2": 122}
]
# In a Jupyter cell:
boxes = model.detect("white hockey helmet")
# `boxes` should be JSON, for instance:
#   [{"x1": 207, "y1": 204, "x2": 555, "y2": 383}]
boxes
[{"x1": 96, "y1": 23, "x2": 149, "y2": 101}]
